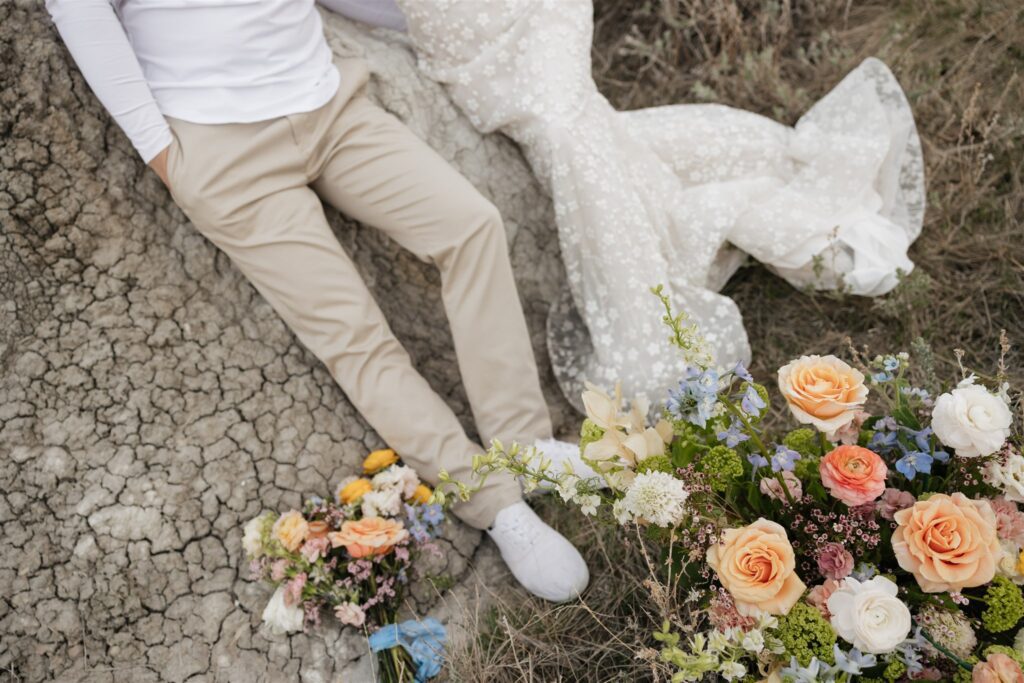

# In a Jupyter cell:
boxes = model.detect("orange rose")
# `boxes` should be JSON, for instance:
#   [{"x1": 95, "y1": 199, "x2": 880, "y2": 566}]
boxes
[
  {"x1": 893, "y1": 492, "x2": 999, "y2": 593},
  {"x1": 707, "y1": 518, "x2": 806, "y2": 617},
  {"x1": 973, "y1": 653, "x2": 1024, "y2": 683},
  {"x1": 363, "y1": 449, "x2": 399, "y2": 474},
  {"x1": 272, "y1": 510, "x2": 309, "y2": 553},
  {"x1": 777, "y1": 355, "x2": 868, "y2": 439},
  {"x1": 337, "y1": 477, "x2": 373, "y2": 504},
  {"x1": 819, "y1": 445, "x2": 887, "y2": 506},
  {"x1": 328, "y1": 517, "x2": 409, "y2": 559}
]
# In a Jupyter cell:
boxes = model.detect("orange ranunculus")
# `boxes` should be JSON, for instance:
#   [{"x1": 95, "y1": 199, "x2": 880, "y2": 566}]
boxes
[
  {"x1": 306, "y1": 521, "x2": 329, "y2": 540},
  {"x1": 337, "y1": 477, "x2": 373, "y2": 504},
  {"x1": 328, "y1": 517, "x2": 409, "y2": 559},
  {"x1": 819, "y1": 445, "x2": 887, "y2": 507},
  {"x1": 707, "y1": 518, "x2": 806, "y2": 617},
  {"x1": 777, "y1": 355, "x2": 868, "y2": 439},
  {"x1": 272, "y1": 510, "x2": 309, "y2": 553},
  {"x1": 973, "y1": 653, "x2": 1024, "y2": 683},
  {"x1": 363, "y1": 449, "x2": 399, "y2": 474},
  {"x1": 892, "y1": 492, "x2": 1000, "y2": 593},
  {"x1": 408, "y1": 484, "x2": 432, "y2": 504}
]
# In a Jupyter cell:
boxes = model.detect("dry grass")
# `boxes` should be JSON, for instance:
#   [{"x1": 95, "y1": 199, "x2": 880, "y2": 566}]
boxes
[{"x1": 448, "y1": 1, "x2": 1024, "y2": 680}]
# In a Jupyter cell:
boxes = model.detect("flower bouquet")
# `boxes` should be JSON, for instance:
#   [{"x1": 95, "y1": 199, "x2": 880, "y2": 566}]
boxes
[
  {"x1": 472, "y1": 287, "x2": 1023, "y2": 682},
  {"x1": 244, "y1": 449, "x2": 448, "y2": 682}
]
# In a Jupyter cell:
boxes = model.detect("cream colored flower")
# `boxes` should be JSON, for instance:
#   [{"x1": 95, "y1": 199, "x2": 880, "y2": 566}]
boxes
[{"x1": 933, "y1": 377, "x2": 1012, "y2": 457}]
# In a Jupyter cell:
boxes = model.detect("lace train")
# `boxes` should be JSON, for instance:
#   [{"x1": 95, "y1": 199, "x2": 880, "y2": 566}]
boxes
[{"x1": 395, "y1": 0, "x2": 924, "y2": 410}]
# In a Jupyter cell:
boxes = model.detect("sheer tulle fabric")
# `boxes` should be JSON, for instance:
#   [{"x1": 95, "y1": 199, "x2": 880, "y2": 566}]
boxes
[{"x1": 389, "y1": 0, "x2": 924, "y2": 409}]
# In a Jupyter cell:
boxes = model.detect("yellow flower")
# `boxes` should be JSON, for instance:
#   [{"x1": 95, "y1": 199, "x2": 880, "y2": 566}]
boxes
[
  {"x1": 272, "y1": 510, "x2": 309, "y2": 553},
  {"x1": 408, "y1": 484, "x2": 432, "y2": 504},
  {"x1": 338, "y1": 478, "x2": 373, "y2": 504},
  {"x1": 363, "y1": 448, "x2": 398, "y2": 474},
  {"x1": 1016, "y1": 550, "x2": 1024, "y2": 576}
]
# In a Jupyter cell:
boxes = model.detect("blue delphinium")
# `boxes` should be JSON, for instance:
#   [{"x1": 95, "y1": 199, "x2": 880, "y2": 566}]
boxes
[
  {"x1": 747, "y1": 452, "x2": 769, "y2": 469},
  {"x1": 667, "y1": 366, "x2": 720, "y2": 428},
  {"x1": 770, "y1": 444, "x2": 801, "y2": 473},
  {"x1": 732, "y1": 360, "x2": 753, "y2": 383},
  {"x1": 716, "y1": 419, "x2": 750, "y2": 448},
  {"x1": 741, "y1": 384, "x2": 766, "y2": 417},
  {"x1": 833, "y1": 645, "x2": 876, "y2": 676},
  {"x1": 895, "y1": 450, "x2": 933, "y2": 480},
  {"x1": 405, "y1": 503, "x2": 445, "y2": 543},
  {"x1": 780, "y1": 656, "x2": 826, "y2": 683}
]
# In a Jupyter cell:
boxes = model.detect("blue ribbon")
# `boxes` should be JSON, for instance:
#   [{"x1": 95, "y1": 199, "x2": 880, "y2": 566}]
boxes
[{"x1": 368, "y1": 617, "x2": 446, "y2": 682}]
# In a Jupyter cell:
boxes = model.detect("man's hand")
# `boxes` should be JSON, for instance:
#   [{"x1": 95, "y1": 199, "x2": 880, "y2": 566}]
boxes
[{"x1": 149, "y1": 145, "x2": 171, "y2": 187}]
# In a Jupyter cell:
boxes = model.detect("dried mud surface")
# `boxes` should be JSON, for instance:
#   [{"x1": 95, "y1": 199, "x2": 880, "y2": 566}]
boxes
[{"x1": 0, "y1": 5, "x2": 574, "y2": 681}]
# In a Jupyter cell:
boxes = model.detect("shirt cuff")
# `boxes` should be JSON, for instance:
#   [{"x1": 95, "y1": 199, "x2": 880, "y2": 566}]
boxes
[{"x1": 136, "y1": 126, "x2": 174, "y2": 165}]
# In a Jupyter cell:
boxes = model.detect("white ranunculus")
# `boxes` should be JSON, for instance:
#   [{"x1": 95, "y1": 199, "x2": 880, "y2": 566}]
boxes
[
  {"x1": 986, "y1": 452, "x2": 1024, "y2": 504},
  {"x1": 932, "y1": 377, "x2": 1012, "y2": 457},
  {"x1": 372, "y1": 464, "x2": 420, "y2": 499},
  {"x1": 826, "y1": 576, "x2": 911, "y2": 654},
  {"x1": 261, "y1": 586, "x2": 304, "y2": 635},
  {"x1": 997, "y1": 540, "x2": 1024, "y2": 584},
  {"x1": 360, "y1": 487, "x2": 403, "y2": 517},
  {"x1": 242, "y1": 511, "x2": 270, "y2": 558}
]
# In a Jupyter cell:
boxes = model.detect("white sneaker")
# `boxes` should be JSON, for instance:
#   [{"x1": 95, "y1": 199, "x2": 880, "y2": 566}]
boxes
[
  {"x1": 532, "y1": 437, "x2": 607, "y2": 487},
  {"x1": 487, "y1": 501, "x2": 589, "y2": 602}
]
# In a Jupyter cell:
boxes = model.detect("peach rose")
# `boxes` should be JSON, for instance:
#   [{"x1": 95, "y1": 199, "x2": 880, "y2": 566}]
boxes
[
  {"x1": 973, "y1": 653, "x2": 1024, "y2": 683},
  {"x1": 306, "y1": 520, "x2": 329, "y2": 540},
  {"x1": 820, "y1": 445, "x2": 887, "y2": 506},
  {"x1": 707, "y1": 518, "x2": 806, "y2": 617},
  {"x1": 272, "y1": 510, "x2": 309, "y2": 553},
  {"x1": 328, "y1": 517, "x2": 409, "y2": 559},
  {"x1": 892, "y1": 492, "x2": 1000, "y2": 593},
  {"x1": 777, "y1": 355, "x2": 868, "y2": 439}
]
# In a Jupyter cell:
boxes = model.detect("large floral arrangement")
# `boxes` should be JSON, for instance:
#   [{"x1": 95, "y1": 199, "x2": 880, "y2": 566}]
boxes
[
  {"x1": 243, "y1": 449, "x2": 447, "y2": 682},
  {"x1": 473, "y1": 288, "x2": 1023, "y2": 682}
]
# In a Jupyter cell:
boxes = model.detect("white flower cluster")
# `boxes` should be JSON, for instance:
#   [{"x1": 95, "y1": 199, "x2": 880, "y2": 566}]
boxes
[
  {"x1": 613, "y1": 471, "x2": 689, "y2": 527},
  {"x1": 932, "y1": 375, "x2": 1012, "y2": 458},
  {"x1": 827, "y1": 576, "x2": 912, "y2": 654}
]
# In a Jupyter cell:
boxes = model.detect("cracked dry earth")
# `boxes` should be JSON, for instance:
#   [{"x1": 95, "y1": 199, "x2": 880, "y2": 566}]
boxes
[{"x1": 0, "y1": 5, "x2": 577, "y2": 681}]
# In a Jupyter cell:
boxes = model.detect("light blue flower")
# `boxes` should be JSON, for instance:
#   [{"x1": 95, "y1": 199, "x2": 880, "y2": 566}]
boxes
[
  {"x1": 667, "y1": 367, "x2": 721, "y2": 428},
  {"x1": 850, "y1": 562, "x2": 878, "y2": 581},
  {"x1": 895, "y1": 450, "x2": 933, "y2": 480},
  {"x1": 833, "y1": 645, "x2": 876, "y2": 675},
  {"x1": 770, "y1": 444, "x2": 801, "y2": 473},
  {"x1": 747, "y1": 453, "x2": 769, "y2": 469},
  {"x1": 716, "y1": 420, "x2": 750, "y2": 448},
  {"x1": 780, "y1": 656, "x2": 825, "y2": 683},
  {"x1": 733, "y1": 361, "x2": 753, "y2": 383},
  {"x1": 741, "y1": 384, "x2": 766, "y2": 417}
]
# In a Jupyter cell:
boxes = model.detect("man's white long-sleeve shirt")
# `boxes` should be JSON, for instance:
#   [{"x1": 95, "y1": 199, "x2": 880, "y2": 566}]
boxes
[{"x1": 45, "y1": 0, "x2": 363, "y2": 163}]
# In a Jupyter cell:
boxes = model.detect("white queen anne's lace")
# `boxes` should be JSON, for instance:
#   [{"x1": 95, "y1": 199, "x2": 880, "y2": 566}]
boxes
[{"x1": 397, "y1": 0, "x2": 925, "y2": 407}]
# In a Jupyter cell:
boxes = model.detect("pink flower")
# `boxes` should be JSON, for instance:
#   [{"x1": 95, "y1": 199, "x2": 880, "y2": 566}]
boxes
[
  {"x1": 991, "y1": 497, "x2": 1024, "y2": 546},
  {"x1": 817, "y1": 542, "x2": 854, "y2": 581},
  {"x1": 334, "y1": 602, "x2": 366, "y2": 628},
  {"x1": 270, "y1": 559, "x2": 289, "y2": 582},
  {"x1": 283, "y1": 573, "x2": 307, "y2": 607},
  {"x1": 760, "y1": 472, "x2": 803, "y2": 503},
  {"x1": 820, "y1": 445, "x2": 887, "y2": 507},
  {"x1": 832, "y1": 410, "x2": 871, "y2": 445},
  {"x1": 300, "y1": 536, "x2": 330, "y2": 563},
  {"x1": 806, "y1": 579, "x2": 841, "y2": 619},
  {"x1": 707, "y1": 591, "x2": 756, "y2": 631},
  {"x1": 877, "y1": 488, "x2": 916, "y2": 521}
]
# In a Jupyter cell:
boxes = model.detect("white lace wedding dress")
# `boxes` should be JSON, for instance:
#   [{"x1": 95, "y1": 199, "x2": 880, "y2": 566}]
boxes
[{"x1": 331, "y1": 0, "x2": 925, "y2": 408}]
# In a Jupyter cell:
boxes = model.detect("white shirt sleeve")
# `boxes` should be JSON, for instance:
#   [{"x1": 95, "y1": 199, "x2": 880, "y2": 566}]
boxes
[
  {"x1": 316, "y1": 0, "x2": 407, "y2": 32},
  {"x1": 45, "y1": 0, "x2": 173, "y2": 164}
]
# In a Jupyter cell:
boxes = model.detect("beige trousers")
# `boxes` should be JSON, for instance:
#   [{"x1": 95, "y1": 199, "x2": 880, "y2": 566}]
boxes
[{"x1": 164, "y1": 59, "x2": 551, "y2": 529}]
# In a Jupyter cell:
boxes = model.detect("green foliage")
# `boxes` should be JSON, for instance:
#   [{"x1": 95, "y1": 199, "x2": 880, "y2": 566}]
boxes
[
  {"x1": 579, "y1": 418, "x2": 605, "y2": 452},
  {"x1": 636, "y1": 454, "x2": 674, "y2": 474},
  {"x1": 783, "y1": 428, "x2": 821, "y2": 459},
  {"x1": 882, "y1": 657, "x2": 906, "y2": 681},
  {"x1": 982, "y1": 576, "x2": 1024, "y2": 633},
  {"x1": 696, "y1": 445, "x2": 743, "y2": 491},
  {"x1": 773, "y1": 602, "x2": 836, "y2": 667}
]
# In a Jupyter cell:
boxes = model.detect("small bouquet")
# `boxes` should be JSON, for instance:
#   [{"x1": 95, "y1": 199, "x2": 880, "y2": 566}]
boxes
[
  {"x1": 243, "y1": 449, "x2": 448, "y2": 682},
  {"x1": 472, "y1": 287, "x2": 1023, "y2": 682}
]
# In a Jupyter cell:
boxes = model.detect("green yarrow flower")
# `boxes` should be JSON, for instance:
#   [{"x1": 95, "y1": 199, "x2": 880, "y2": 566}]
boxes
[
  {"x1": 983, "y1": 576, "x2": 1024, "y2": 633},
  {"x1": 579, "y1": 418, "x2": 605, "y2": 452},
  {"x1": 882, "y1": 658, "x2": 906, "y2": 681},
  {"x1": 783, "y1": 428, "x2": 820, "y2": 458},
  {"x1": 696, "y1": 445, "x2": 743, "y2": 491},
  {"x1": 636, "y1": 454, "x2": 674, "y2": 475},
  {"x1": 773, "y1": 601, "x2": 836, "y2": 667}
]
